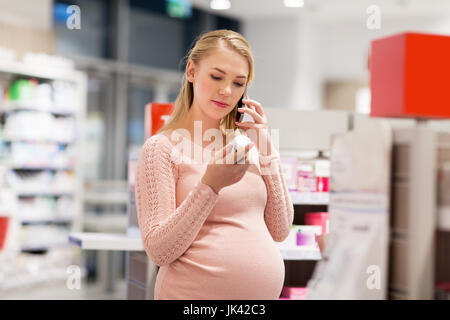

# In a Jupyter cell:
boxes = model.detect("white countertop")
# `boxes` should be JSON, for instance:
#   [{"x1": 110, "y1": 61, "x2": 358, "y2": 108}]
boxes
[
  {"x1": 68, "y1": 232, "x2": 322, "y2": 260},
  {"x1": 68, "y1": 232, "x2": 144, "y2": 251}
]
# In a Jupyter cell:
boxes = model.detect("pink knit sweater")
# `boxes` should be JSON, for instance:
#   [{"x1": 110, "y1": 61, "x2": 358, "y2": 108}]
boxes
[{"x1": 135, "y1": 130, "x2": 294, "y2": 300}]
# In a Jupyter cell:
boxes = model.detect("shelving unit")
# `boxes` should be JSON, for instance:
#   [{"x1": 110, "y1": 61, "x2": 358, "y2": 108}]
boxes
[
  {"x1": 289, "y1": 191, "x2": 329, "y2": 205},
  {"x1": 395, "y1": 128, "x2": 450, "y2": 300},
  {"x1": 263, "y1": 108, "x2": 348, "y2": 290},
  {"x1": 352, "y1": 115, "x2": 450, "y2": 299},
  {"x1": 0, "y1": 59, "x2": 87, "y2": 290}
]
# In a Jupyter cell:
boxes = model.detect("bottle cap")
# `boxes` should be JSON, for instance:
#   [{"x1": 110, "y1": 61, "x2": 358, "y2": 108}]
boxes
[{"x1": 232, "y1": 134, "x2": 251, "y2": 152}]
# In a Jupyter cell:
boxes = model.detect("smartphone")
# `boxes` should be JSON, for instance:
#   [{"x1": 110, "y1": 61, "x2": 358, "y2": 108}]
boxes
[{"x1": 235, "y1": 89, "x2": 247, "y2": 122}]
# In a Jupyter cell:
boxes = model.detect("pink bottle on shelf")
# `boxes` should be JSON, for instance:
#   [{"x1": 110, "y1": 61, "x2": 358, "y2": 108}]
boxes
[
  {"x1": 316, "y1": 176, "x2": 329, "y2": 192},
  {"x1": 305, "y1": 212, "x2": 329, "y2": 235},
  {"x1": 296, "y1": 229, "x2": 316, "y2": 246},
  {"x1": 0, "y1": 216, "x2": 9, "y2": 250}
]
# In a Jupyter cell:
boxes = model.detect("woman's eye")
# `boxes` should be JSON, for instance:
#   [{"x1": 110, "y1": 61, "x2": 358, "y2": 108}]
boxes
[{"x1": 211, "y1": 75, "x2": 244, "y2": 87}]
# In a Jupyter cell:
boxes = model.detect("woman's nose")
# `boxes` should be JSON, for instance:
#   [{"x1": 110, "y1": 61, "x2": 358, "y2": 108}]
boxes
[{"x1": 219, "y1": 84, "x2": 232, "y2": 96}]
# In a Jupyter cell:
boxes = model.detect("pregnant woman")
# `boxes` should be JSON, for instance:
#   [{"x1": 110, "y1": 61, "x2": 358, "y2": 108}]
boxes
[{"x1": 135, "y1": 29, "x2": 294, "y2": 300}]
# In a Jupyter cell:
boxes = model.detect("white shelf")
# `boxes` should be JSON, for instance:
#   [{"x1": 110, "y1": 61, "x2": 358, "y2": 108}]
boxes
[
  {"x1": 16, "y1": 191, "x2": 74, "y2": 197},
  {"x1": 21, "y1": 242, "x2": 70, "y2": 252},
  {"x1": 0, "y1": 59, "x2": 87, "y2": 289},
  {"x1": 84, "y1": 192, "x2": 129, "y2": 205},
  {"x1": 289, "y1": 191, "x2": 329, "y2": 205},
  {"x1": 0, "y1": 133, "x2": 74, "y2": 145},
  {"x1": 68, "y1": 232, "x2": 144, "y2": 251},
  {"x1": 9, "y1": 165, "x2": 75, "y2": 171},
  {"x1": 69, "y1": 232, "x2": 322, "y2": 261},
  {"x1": 21, "y1": 218, "x2": 73, "y2": 225},
  {"x1": 279, "y1": 246, "x2": 322, "y2": 261},
  {"x1": 0, "y1": 102, "x2": 76, "y2": 116}
]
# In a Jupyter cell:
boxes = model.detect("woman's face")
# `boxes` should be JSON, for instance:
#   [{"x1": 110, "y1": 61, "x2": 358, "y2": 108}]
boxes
[{"x1": 186, "y1": 45, "x2": 249, "y2": 123}]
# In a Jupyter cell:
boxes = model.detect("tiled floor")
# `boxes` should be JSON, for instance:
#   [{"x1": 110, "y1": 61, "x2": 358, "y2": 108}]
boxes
[{"x1": 0, "y1": 279, "x2": 127, "y2": 300}]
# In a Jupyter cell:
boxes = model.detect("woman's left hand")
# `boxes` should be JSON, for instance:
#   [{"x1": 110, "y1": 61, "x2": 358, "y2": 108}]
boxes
[{"x1": 235, "y1": 93, "x2": 273, "y2": 156}]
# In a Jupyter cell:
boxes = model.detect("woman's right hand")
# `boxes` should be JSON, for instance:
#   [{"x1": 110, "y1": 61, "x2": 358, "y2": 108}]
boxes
[{"x1": 201, "y1": 141, "x2": 255, "y2": 194}]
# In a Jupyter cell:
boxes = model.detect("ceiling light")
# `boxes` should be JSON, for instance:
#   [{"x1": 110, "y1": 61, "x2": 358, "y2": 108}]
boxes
[
  {"x1": 284, "y1": 0, "x2": 304, "y2": 8},
  {"x1": 210, "y1": 0, "x2": 231, "y2": 10}
]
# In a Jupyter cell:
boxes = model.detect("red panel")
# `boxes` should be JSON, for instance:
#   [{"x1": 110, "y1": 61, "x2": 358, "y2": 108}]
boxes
[
  {"x1": 144, "y1": 102, "x2": 174, "y2": 139},
  {"x1": 405, "y1": 33, "x2": 450, "y2": 118},
  {"x1": 370, "y1": 33, "x2": 406, "y2": 118},
  {"x1": 370, "y1": 32, "x2": 450, "y2": 118}
]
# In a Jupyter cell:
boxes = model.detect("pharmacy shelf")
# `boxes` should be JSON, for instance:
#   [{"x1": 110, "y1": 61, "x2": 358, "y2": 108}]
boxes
[
  {"x1": 0, "y1": 102, "x2": 76, "y2": 116},
  {"x1": 69, "y1": 232, "x2": 322, "y2": 261},
  {"x1": 21, "y1": 242, "x2": 71, "y2": 252},
  {"x1": 84, "y1": 192, "x2": 129, "y2": 205},
  {"x1": 69, "y1": 232, "x2": 144, "y2": 251},
  {"x1": 21, "y1": 218, "x2": 73, "y2": 225},
  {"x1": 279, "y1": 246, "x2": 322, "y2": 261},
  {"x1": 289, "y1": 191, "x2": 329, "y2": 205},
  {"x1": 9, "y1": 166, "x2": 75, "y2": 171},
  {"x1": 0, "y1": 59, "x2": 87, "y2": 291},
  {"x1": 0, "y1": 134, "x2": 74, "y2": 145},
  {"x1": 16, "y1": 192, "x2": 74, "y2": 197}
]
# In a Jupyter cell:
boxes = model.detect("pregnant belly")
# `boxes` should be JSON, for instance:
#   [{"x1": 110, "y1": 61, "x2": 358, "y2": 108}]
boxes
[{"x1": 156, "y1": 229, "x2": 285, "y2": 300}]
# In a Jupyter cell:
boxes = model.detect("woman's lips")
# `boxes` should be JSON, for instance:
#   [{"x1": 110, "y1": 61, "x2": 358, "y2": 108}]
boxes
[{"x1": 212, "y1": 100, "x2": 228, "y2": 108}]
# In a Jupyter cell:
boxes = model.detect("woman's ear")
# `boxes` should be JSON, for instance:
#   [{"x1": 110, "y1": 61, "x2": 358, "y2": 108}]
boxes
[{"x1": 186, "y1": 60, "x2": 195, "y2": 83}]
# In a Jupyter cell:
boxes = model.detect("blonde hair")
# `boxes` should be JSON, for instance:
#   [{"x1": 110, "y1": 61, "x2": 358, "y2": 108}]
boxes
[{"x1": 157, "y1": 29, "x2": 254, "y2": 136}]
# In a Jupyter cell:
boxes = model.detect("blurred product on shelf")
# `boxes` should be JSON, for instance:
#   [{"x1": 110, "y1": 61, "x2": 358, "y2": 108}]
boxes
[
  {"x1": 305, "y1": 212, "x2": 329, "y2": 235},
  {"x1": 279, "y1": 286, "x2": 309, "y2": 300},
  {"x1": 296, "y1": 229, "x2": 316, "y2": 246},
  {"x1": 8, "y1": 79, "x2": 36, "y2": 102},
  {"x1": 315, "y1": 159, "x2": 330, "y2": 192},
  {"x1": 280, "y1": 157, "x2": 298, "y2": 191},
  {"x1": 5, "y1": 142, "x2": 76, "y2": 168},
  {"x1": 296, "y1": 155, "x2": 330, "y2": 192},
  {"x1": 297, "y1": 160, "x2": 316, "y2": 192},
  {"x1": 0, "y1": 216, "x2": 9, "y2": 250},
  {"x1": 3, "y1": 112, "x2": 76, "y2": 143},
  {"x1": 19, "y1": 225, "x2": 69, "y2": 249},
  {"x1": 0, "y1": 189, "x2": 17, "y2": 252},
  {"x1": 280, "y1": 225, "x2": 322, "y2": 249},
  {"x1": 16, "y1": 196, "x2": 75, "y2": 222},
  {"x1": 1, "y1": 78, "x2": 77, "y2": 113},
  {"x1": 5, "y1": 170, "x2": 75, "y2": 194}
]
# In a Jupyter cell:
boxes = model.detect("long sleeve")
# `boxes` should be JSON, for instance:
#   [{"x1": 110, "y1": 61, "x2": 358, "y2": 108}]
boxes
[
  {"x1": 135, "y1": 135, "x2": 220, "y2": 266},
  {"x1": 259, "y1": 149, "x2": 294, "y2": 242}
]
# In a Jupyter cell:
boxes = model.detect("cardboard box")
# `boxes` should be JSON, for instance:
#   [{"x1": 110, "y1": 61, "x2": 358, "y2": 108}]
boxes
[{"x1": 370, "y1": 32, "x2": 450, "y2": 119}]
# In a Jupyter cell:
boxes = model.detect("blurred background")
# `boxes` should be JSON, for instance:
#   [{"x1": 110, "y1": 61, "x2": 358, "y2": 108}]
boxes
[{"x1": 0, "y1": 0, "x2": 450, "y2": 300}]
